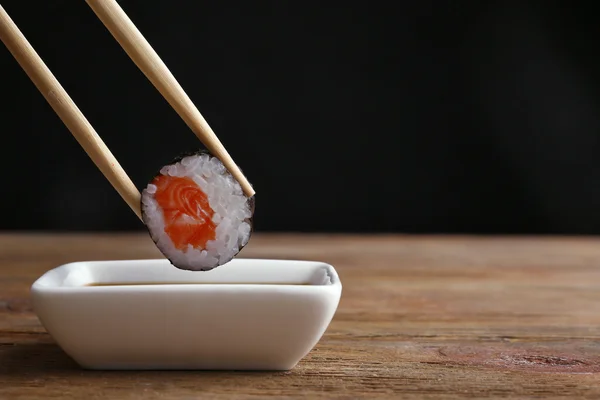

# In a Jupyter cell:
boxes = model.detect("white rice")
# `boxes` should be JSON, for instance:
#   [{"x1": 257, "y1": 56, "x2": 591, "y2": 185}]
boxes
[{"x1": 141, "y1": 153, "x2": 252, "y2": 271}]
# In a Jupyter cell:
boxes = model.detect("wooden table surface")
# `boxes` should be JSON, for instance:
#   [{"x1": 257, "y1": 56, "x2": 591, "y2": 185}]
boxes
[{"x1": 1, "y1": 233, "x2": 600, "y2": 399}]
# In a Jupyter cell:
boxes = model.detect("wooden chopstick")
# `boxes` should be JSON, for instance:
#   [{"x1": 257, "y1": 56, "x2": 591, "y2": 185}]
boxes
[
  {"x1": 0, "y1": 5, "x2": 143, "y2": 221},
  {"x1": 85, "y1": 0, "x2": 256, "y2": 198}
]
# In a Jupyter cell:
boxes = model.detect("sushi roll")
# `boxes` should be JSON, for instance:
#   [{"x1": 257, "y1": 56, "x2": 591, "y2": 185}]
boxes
[{"x1": 141, "y1": 150, "x2": 254, "y2": 271}]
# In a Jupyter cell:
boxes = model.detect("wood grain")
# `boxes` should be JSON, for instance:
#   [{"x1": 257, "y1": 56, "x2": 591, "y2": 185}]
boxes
[{"x1": 1, "y1": 233, "x2": 600, "y2": 399}]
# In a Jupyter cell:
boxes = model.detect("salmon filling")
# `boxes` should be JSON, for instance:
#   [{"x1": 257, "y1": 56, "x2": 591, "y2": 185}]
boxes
[{"x1": 152, "y1": 175, "x2": 217, "y2": 250}]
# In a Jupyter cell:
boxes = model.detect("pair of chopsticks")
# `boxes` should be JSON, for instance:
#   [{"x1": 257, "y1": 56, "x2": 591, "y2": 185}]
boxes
[{"x1": 0, "y1": 1, "x2": 255, "y2": 221}]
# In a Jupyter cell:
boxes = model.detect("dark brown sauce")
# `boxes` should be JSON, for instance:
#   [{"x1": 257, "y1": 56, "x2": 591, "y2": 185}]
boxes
[{"x1": 85, "y1": 282, "x2": 311, "y2": 287}]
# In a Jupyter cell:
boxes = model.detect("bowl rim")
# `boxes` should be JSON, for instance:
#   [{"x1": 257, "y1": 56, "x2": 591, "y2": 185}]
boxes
[{"x1": 31, "y1": 258, "x2": 342, "y2": 294}]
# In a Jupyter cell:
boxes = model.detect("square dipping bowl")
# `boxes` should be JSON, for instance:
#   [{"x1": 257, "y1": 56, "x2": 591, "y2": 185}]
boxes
[{"x1": 31, "y1": 258, "x2": 342, "y2": 370}]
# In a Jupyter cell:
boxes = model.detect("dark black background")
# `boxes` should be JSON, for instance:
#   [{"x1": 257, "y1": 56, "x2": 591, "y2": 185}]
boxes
[{"x1": 1, "y1": 1, "x2": 599, "y2": 234}]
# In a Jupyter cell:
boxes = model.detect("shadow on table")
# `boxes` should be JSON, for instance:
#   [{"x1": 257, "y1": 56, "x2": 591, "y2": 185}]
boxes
[
  {"x1": 0, "y1": 343, "x2": 285, "y2": 377},
  {"x1": 0, "y1": 342, "x2": 80, "y2": 374}
]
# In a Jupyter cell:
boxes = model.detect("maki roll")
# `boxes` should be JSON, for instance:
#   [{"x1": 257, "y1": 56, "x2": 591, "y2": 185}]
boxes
[{"x1": 141, "y1": 151, "x2": 254, "y2": 271}]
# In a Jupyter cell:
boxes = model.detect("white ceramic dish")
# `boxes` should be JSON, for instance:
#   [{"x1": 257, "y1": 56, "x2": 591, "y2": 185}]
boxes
[{"x1": 31, "y1": 258, "x2": 342, "y2": 370}]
